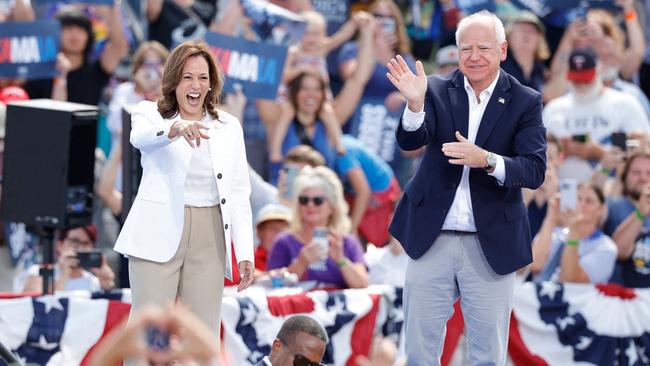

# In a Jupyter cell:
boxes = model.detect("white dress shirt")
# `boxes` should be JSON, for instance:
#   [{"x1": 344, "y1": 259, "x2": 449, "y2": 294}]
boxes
[
  {"x1": 401, "y1": 72, "x2": 506, "y2": 232},
  {"x1": 184, "y1": 116, "x2": 221, "y2": 207}
]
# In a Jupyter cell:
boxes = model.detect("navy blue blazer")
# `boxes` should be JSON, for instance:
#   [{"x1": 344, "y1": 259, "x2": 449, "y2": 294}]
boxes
[{"x1": 388, "y1": 69, "x2": 546, "y2": 275}]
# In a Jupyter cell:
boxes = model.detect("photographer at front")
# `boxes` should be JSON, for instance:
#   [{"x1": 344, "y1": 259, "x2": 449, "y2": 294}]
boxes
[
  {"x1": 267, "y1": 166, "x2": 368, "y2": 289},
  {"x1": 19, "y1": 225, "x2": 115, "y2": 293},
  {"x1": 530, "y1": 184, "x2": 617, "y2": 284}
]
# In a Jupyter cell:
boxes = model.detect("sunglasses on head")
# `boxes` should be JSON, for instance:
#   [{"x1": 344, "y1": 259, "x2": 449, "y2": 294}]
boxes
[{"x1": 298, "y1": 195, "x2": 326, "y2": 206}]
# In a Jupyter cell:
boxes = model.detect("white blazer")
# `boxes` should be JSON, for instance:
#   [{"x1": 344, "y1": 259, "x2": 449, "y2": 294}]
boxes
[{"x1": 114, "y1": 100, "x2": 254, "y2": 280}]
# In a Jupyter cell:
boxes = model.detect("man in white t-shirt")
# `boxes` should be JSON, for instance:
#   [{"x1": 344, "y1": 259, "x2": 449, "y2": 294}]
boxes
[{"x1": 543, "y1": 48, "x2": 650, "y2": 182}]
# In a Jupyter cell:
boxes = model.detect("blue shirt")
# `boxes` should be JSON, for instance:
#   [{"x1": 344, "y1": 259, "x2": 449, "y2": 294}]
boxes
[
  {"x1": 335, "y1": 135, "x2": 393, "y2": 192},
  {"x1": 603, "y1": 197, "x2": 650, "y2": 236},
  {"x1": 281, "y1": 120, "x2": 335, "y2": 166}
]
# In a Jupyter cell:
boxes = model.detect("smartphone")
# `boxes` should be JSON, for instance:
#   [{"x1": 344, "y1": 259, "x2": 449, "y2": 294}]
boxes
[
  {"x1": 627, "y1": 138, "x2": 641, "y2": 152},
  {"x1": 558, "y1": 179, "x2": 578, "y2": 211},
  {"x1": 382, "y1": 17, "x2": 396, "y2": 35},
  {"x1": 75, "y1": 249, "x2": 103, "y2": 269},
  {"x1": 611, "y1": 132, "x2": 627, "y2": 151},
  {"x1": 312, "y1": 227, "x2": 329, "y2": 260},
  {"x1": 146, "y1": 326, "x2": 170, "y2": 351},
  {"x1": 572, "y1": 134, "x2": 589, "y2": 143},
  {"x1": 282, "y1": 165, "x2": 300, "y2": 201}
]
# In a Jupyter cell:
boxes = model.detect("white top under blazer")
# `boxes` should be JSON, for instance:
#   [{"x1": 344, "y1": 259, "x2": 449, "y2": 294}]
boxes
[{"x1": 113, "y1": 100, "x2": 254, "y2": 280}]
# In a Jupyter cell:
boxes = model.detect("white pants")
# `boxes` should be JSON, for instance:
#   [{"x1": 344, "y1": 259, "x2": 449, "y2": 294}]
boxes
[{"x1": 403, "y1": 232, "x2": 516, "y2": 366}]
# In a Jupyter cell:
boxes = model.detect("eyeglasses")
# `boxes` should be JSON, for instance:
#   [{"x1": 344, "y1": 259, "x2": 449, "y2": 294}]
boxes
[
  {"x1": 372, "y1": 13, "x2": 394, "y2": 20},
  {"x1": 279, "y1": 338, "x2": 325, "y2": 366},
  {"x1": 65, "y1": 237, "x2": 93, "y2": 248},
  {"x1": 298, "y1": 195, "x2": 326, "y2": 206}
]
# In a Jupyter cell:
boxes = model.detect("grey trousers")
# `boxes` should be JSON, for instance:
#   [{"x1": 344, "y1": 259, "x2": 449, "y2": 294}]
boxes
[
  {"x1": 403, "y1": 232, "x2": 515, "y2": 366},
  {"x1": 128, "y1": 205, "x2": 226, "y2": 338}
]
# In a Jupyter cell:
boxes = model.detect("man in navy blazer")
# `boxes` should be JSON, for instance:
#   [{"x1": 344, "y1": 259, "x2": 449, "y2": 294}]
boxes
[{"x1": 386, "y1": 10, "x2": 546, "y2": 366}]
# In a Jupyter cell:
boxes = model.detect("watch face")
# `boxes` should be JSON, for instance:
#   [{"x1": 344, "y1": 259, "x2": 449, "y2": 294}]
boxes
[{"x1": 487, "y1": 153, "x2": 497, "y2": 167}]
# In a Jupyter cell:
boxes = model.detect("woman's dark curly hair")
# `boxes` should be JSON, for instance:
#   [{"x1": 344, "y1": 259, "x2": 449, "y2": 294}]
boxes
[{"x1": 157, "y1": 41, "x2": 223, "y2": 120}]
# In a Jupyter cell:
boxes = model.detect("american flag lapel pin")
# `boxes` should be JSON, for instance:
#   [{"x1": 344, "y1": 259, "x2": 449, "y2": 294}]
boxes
[{"x1": 498, "y1": 97, "x2": 505, "y2": 104}]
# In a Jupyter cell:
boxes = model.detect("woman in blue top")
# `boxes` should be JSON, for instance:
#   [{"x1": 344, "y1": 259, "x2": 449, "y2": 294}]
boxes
[
  {"x1": 531, "y1": 183, "x2": 618, "y2": 284},
  {"x1": 264, "y1": 18, "x2": 377, "y2": 184}
]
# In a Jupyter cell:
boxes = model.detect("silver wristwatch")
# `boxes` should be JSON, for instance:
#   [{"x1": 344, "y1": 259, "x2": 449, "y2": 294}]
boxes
[{"x1": 484, "y1": 151, "x2": 497, "y2": 171}]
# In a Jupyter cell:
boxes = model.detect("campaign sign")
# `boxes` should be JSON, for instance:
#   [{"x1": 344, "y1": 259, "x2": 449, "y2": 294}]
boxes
[
  {"x1": 0, "y1": 21, "x2": 60, "y2": 80},
  {"x1": 456, "y1": 0, "x2": 496, "y2": 14},
  {"x1": 30, "y1": 0, "x2": 113, "y2": 5},
  {"x1": 206, "y1": 32, "x2": 288, "y2": 100},
  {"x1": 312, "y1": 0, "x2": 349, "y2": 35},
  {"x1": 511, "y1": 0, "x2": 621, "y2": 17},
  {"x1": 348, "y1": 97, "x2": 404, "y2": 172}
]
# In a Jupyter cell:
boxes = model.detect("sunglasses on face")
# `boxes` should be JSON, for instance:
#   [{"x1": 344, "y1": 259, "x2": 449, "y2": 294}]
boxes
[
  {"x1": 279, "y1": 339, "x2": 325, "y2": 366},
  {"x1": 298, "y1": 195, "x2": 326, "y2": 206},
  {"x1": 293, "y1": 354, "x2": 325, "y2": 366}
]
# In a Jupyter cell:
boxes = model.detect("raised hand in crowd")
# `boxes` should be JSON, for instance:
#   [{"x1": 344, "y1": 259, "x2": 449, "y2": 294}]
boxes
[
  {"x1": 591, "y1": 147, "x2": 625, "y2": 196},
  {"x1": 560, "y1": 137, "x2": 605, "y2": 161},
  {"x1": 0, "y1": 0, "x2": 34, "y2": 22},
  {"x1": 133, "y1": 66, "x2": 164, "y2": 101},
  {"x1": 90, "y1": 255, "x2": 116, "y2": 290},
  {"x1": 238, "y1": 260, "x2": 254, "y2": 292}
]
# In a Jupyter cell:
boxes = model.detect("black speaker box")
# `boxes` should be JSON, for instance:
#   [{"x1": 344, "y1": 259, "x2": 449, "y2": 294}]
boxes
[
  {"x1": 120, "y1": 104, "x2": 142, "y2": 223},
  {"x1": 1, "y1": 99, "x2": 98, "y2": 228}
]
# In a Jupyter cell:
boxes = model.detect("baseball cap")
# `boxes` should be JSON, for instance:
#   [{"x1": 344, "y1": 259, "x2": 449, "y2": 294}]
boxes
[
  {"x1": 510, "y1": 11, "x2": 545, "y2": 33},
  {"x1": 435, "y1": 45, "x2": 459, "y2": 67},
  {"x1": 0, "y1": 86, "x2": 29, "y2": 104},
  {"x1": 255, "y1": 203, "x2": 291, "y2": 228},
  {"x1": 567, "y1": 48, "x2": 597, "y2": 83}
]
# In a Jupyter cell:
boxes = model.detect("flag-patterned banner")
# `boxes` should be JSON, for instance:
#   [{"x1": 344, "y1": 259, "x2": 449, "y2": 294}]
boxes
[{"x1": 1, "y1": 282, "x2": 650, "y2": 365}]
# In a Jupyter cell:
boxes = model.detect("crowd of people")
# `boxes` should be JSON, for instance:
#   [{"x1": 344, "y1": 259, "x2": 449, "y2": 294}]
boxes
[{"x1": 2, "y1": 0, "x2": 650, "y2": 364}]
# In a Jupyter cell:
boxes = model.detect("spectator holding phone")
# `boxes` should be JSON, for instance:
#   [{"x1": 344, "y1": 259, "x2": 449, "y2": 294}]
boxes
[
  {"x1": 106, "y1": 41, "x2": 169, "y2": 145},
  {"x1": 543, "y1": 48, "x2": 650, "y2": 183},
  {"x1": 267, "y1": 166, "x2": 368, "y2": 289},
  {"x1": 531, "y1": 184, "x2": 617, "y2": 283},
  {"x1": 18, "y1": 225, "x2": 115, "y2": 293}
]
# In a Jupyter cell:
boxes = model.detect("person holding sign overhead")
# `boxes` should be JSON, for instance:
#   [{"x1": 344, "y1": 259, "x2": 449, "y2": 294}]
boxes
[
  {"x1": 386, "y1": 11, "x2": 546, "y2": 365},
  {"x1": 23, "y1": 5, "x2": 128, "y2": 106},
  {"x1": 114, "y1": 41, "x2": 254, "y2": 341}
]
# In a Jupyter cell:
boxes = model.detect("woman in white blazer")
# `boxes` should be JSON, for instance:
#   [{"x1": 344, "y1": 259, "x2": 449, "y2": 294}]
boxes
[{"x1": 114, "y1": 41, "x2": 254, "y2": 339}]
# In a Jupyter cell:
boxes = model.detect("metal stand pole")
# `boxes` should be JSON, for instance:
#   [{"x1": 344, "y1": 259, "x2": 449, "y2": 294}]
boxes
[
  {"x1": 38, "y1": 227, "x2": 56, "y2": 295},
  {"x1": 0, "y1": 339, "x2": 20, "y2": 365}
]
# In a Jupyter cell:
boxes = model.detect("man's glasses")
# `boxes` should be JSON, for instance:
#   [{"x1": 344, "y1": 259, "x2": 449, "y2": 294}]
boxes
[
  {"x1": 298, "y1": 195, "x2": 326, "y2": 206},
  {"x1": 279, "y1": 338, "x2": 325, "y2": 366}
]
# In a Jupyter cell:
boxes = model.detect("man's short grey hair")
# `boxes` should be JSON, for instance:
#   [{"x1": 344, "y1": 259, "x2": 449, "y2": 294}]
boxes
[
  {"x1": 455, "y1": 10, "x2": 506, "y2": 46},
  {"x1": 277, "y1": 315, "x2": 329, "y2": 345}
]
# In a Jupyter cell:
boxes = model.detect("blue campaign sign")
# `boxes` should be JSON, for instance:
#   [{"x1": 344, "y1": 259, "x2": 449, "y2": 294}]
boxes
[
  {"x1": 348, "y1": 97, "x2": 404, "y2": 171},
  {"x1": 0, "y1": 21, "x2": 60, "y2": 80},
  {"x1": 312, "y1": 0, "x2": 349, "y2": 35},
  {"x1": 205, "y1": 32, "x2": 288, "y2": 101},
  {"x1": 31, "y1": 0, "x2": 113, "y2": 5},
  {"x1": 456, "y1": 0, "x2": 496, "y2": 14},
  {"x1": 510, "y1": 0, "x2": 621, "y2": 17}
]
